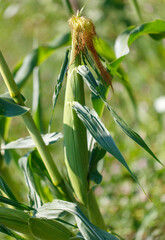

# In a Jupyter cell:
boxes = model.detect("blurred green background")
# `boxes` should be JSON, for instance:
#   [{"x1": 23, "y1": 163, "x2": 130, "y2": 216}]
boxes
[{"x1": 0, "y1": 0, "x2": 165, "y2": 239}]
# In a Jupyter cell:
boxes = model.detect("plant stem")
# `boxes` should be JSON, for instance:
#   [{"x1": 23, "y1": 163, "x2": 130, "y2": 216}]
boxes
[
  {"x1": 87, "y1": 189, "x2": 106, "y2": 230},
  {"x1": 0, "y1": 51, "x2": 68, "y2": 197},
  {"x1": 131, "y1": 0, "x2": 143, "y2": 22},
  {"x1": 62, "y1": 0, "x2": 74, "y2": 15}
]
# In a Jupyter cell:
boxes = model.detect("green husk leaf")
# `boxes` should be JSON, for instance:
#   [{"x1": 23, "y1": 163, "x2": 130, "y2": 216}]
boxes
[
  {"x1": 0, "y1": 98, "x2": 29, "y2": 117},
  {"x1": 94, "y1": 38, "x2": 115, "y2": 62},
  {"x1": 14, "y1": 33, "x2": 71, "y2": 88},
  {"x1": 48, "y1": 48, "x2": 70, "y2": 132},
  {"x1": 77, "y1": 65, "x2": 163, "y2": 166},
  {"x1": 35, "y1": 200, "x2": 119, "y2": 240},
  {"x1": 0, "y1": 176, "x2": 17, "y2": 201},
  {"x1": 2, "y1": 132, "x2": 63, "y2": 149},
  {"x1": 82, "y1": 49, "x2": 109, "y2": 117},
  {"x1": 63, "y1": 52, "x2": 88, "y2": 204},
  {"x1": 19, "y1": 152, "x2": 42, "y2": 208}
]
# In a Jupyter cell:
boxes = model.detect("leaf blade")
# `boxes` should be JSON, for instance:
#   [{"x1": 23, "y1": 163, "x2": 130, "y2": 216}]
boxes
[
  {"x1": 0, "y1": 98, "x2": 29, "y2": 117},
  {"x1": 2, "y1": 132, "x2": 63, "y2": 149},
  {"x1": 35, "y1": 200, "x2": 119, "y2": 240},
  {"x1": 77, "y1": 65, "x2": 163, "y2": 166}
]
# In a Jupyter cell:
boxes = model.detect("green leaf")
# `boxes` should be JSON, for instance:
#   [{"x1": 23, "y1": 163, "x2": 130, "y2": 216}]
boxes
[
  {"x1": 0, "y1": 224, "x2": 25, "y2": 240},
  {"x1": 29, "y1": 217, "x2": 73, "y2": 240},
  {"x1": 0, "y1": 196, "x2": 34, "y2": 211},
  {"x1": 77, "y1": 65, "x2": 163, "y2": 166},
  {"x1": 94, "y1": 38, "x2": 115, "y2": 62},
  {"x1": 106, "y1": 104, "x2": 164, "y2": 167},
  {"x1": 48, "y1": 48, "x2": 70, "y2": 132},
  {"x1": 82, "y1": 49, "x2": 109, "y2": 117},
  {"x1": 29, "y1": 151, "x2": 64, "y2": 199},
  {"x1": 72, "y1": 102, "x2": 138, "y2": 183},
  {"x1": 2, "y1": 132, "x2": 63, "y2": 149},
  {"x1": 89, "y1": 144, "x2": 106, "y2": 184},
  {"x1": 34, "y1": 200, "x2": 119, "y2": 240},
  {"x1": 106, "y1": 64, "x2": 137, "y2": 115},
  {"x1": 0, "y1": 98, "x2": 29, "y2": 117},
  {"x1": 0, "y1": 117, "x2": 9, "y2": 139},
  {"x1": 32, "y1": 65, "x2": 43, "y2": 132},
  {"x1": 114, "y1": 19, "x2": 165, "y2": 66},
  {"x1": 0, "y1": 176, "x2": 17, "y2": 201},
  {"x1": 14, "y1": 33, "x2": 71, "y2": 88},
  {"x1": 0, "y1": 207, "x2": 33, "y2": 238},
  {"x1": 19, "y1": 152, "x2": 42, "y2": 208}
]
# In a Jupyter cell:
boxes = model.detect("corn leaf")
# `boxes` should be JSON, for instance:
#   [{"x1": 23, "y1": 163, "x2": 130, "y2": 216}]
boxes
[
  {"x1": 0, "y1": 176, "x2": 17, "y2": 201},
  {"x1": 0, "y1": 224, "x2": 25, "y2": 240},
  {"x1": 77, "y1": 65, "x2": 163, "y2": 166},
  {"x1": 72, "y1": 102, "x2": 138, "y2": 183},
  {"x1": 14, "y1": 33, "x2": 71, "y2": 88},
  {"x1": 105, "y1": 104, "x2": 164, "y2": 167},
  {"x1": 0, "y1": 98, "x2": 29, "y2": 117},
  {"x1": 32, "y1": 65, "x2": 43, "y2": 133},
  {"x1": 34, "y1": 199, "x2": 119, "y2": 240},
  {"x1": 29, "y1": 217, "x2": 73, "y2": 240},
  {"x1": 114, "y1": 19, "x2": 165, "y2": 67},
  {"x1": 0, "y1": 117, "x2": 8, "y2": 139},
  {"x1": 89, "y1": 144, "x2": 106, "y2": 184},
  {"x1": 48, "y1": 48, "x2": 69, "y2": 132},
  {"x1": 2, "y1": 132, "x2": 63, "y2": 149},
  {"x1": 29, "y1": 151, "x2": 64, "y2": 199},
  {"x1": 0, "y1": 196, "x2": 34, "y2": 211},
  {"x1": 83, "y1": 45, "x2": 137, "y2": 115},
  {"x1": 19, "y1": 152, "x2": 42, "y2": 208},
  {"x1": 0, "y1": 207, "x2": 33, "y2": 238}
]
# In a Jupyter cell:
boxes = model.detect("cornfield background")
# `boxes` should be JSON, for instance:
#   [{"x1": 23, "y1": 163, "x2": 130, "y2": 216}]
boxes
[{"x1": 0, "y1": 0, "x2": 165, "y2": 239}]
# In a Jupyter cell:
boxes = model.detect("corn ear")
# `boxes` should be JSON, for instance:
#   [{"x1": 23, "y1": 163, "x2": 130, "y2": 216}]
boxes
[
  {"x1": 0, "y1": 207, "x2": 35, "y2": 239},
  {"x1": 29, "y1": 218, "x2": 73, "y2": 240},
  {"x1": 63, "y1": 45, "x2": 88, "y2": 205}
]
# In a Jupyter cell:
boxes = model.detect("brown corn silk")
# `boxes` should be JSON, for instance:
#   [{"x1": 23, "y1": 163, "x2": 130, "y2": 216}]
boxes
[{"x1": 69, "y1": 15, "x2": 113, "y2": 88}]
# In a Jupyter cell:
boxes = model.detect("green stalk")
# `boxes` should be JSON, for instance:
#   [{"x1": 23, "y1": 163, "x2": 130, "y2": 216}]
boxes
[
  {"x1": 0, "y1": 51, "x2": 67, "y2": 197},
  {"x1": 64, "y1": 14, "x2": 107, "y2": 229},
  {"x1": 62, "y1": 0, "x2": 74, "y2": 15},
  {"x1": 131, "y1": 0, "x2": 143, "y2": 22},
  {"x1": 87, "y1": 189, "x2": 106, "y2": 230},
  {"x1": 63, "y1": 34, "x2": 89, "y2": 205}
]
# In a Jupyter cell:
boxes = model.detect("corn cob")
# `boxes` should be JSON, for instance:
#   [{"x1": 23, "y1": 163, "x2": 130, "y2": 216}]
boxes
[{"x1": 63, "y1": 47, "x2": 89, "y2": 205}]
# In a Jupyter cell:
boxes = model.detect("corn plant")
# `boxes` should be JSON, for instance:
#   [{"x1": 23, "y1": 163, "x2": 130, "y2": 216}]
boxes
[{"x1": 0, "y1": 2, "x2": 165, "y2": 239}]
